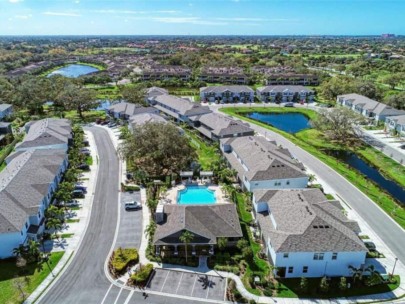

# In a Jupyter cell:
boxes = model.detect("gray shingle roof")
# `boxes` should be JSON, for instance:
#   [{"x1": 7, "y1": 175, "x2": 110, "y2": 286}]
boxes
[
  {"x1": 221, "y1": 136, "x2": 306, "y2": 182},
  {"x1": 0, "y1": 149, "x2": 66, "y2": 234},
  {"x1": 154, "y1": 204, "x2": 242, "y2": 245},
  {"x1": 200, "y1": 85, "x2": 254, "y2": 94},
  {"x1": 16, "y1": 118, "x2": 71, "y2": 150},
  {"x1": 153, "y1": 94, "x2": 211, "y2": 117},
  {"x1": 196, "y1": 113, "x2": 254, "y2": 138},
  {"x1": 257, "y1": 85, "x2": 314, "y2": 94},
  {"x1": 129, "y1": 113, "x2": 166, "y2": 127},
  {"x1": 146, "y1": 87, "x2": 168, "y2": 98},
  {"x1": 254, "y1": 189, "x2": 367, "y2": 253}
]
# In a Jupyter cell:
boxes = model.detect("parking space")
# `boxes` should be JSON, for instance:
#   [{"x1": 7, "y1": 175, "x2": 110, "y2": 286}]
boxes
[
  {"x1": 146, "y1": 269, "x2": 226, "y2": 302},
  {"x1": 115, "y1": 191, "x2": 143, "y2": 249}
]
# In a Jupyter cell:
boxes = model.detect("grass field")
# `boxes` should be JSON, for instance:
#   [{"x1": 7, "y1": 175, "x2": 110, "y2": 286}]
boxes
[
  {"x1": 220, "y1": 107, "x2": 405, "y2": 229},
  {"x1": 0, "y1": 252, "x2": 64, "y2": 304},
  {"x1": 184, "y1": 129, "x2": 220, "y2": 170}
]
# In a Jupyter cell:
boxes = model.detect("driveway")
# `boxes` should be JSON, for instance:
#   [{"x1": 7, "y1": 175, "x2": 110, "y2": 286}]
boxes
[
  {"x1": 115, "y1": 190, "x2": 143, "y2": 249},
  {"x1": 146, "y1": 269, "x2": 227, "y2": 302}
]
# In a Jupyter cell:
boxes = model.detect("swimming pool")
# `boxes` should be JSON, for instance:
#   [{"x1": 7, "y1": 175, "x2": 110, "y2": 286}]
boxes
[{"x1": 177, "y1": 186, "x2": 216, "y2": 205}]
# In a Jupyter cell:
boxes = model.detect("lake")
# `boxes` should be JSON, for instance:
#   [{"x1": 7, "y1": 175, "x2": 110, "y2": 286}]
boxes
[
  {"x1": 247, "y1": 112, "x2": 311, "y2": 133},
  {"x1": 329, "y1": 150, "x2": 405, "y2": 204},
  {"x1": 47, "y1": 64, "x2": 99, "y2": 78}
]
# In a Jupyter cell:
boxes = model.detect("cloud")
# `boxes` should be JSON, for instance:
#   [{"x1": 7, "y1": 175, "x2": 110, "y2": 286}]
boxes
[
  {"x1": 42, "y1": 11, "x2": 81, "y2": 17},
  {"x1": 216, "y1": 17, "x2": 300, "y2": 22},
  {"x1": 153, "y1": 17, "x2": 227, "y2": 25},
  {"x1": 14, "y1": 14, "x2": 32, "y2": 19},
  {"x1": 9, "y1": 0, "x2": 23, "y2": 3},
  {"x1": 94, "y1": 9, "x2": 179, "y2": 15}
]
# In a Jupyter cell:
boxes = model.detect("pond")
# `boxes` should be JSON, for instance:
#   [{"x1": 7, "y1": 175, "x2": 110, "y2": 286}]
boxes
[
  {"x1": 246, "y1": 112, "x2": 311, "y2": 133},
  {"x1": 47, "y1": 64, "x2": 100, "y2": 78},
  {"x1": 329, "y1": 150, "x2": 405, "y2": 204}
]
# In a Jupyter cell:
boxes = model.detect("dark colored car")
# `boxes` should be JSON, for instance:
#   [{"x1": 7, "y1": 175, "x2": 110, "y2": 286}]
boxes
[
  {"x1": 74, "y1": 185, "x2": 87, "y2": 193},
  {"x1": 72, "y1": 190, "x2": 85, "y2": 198},
  {"x1": 77, "y1": 164, "x2": 90, "y2": 171},
  {"x1": 284, "y1": 102, "x2": 294, "y2": 107}
]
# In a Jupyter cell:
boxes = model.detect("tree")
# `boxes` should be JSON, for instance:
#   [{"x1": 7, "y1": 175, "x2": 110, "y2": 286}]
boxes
[
  {"x1": 237, "y1": 239, "x2": 249, "y2": 250},
  {"x1": 179, "y1": 230, "x2": 194, "y2": 263},
  {"x1": 300, "y1": 277, "x2": 309, "y2": 293},
  {"x1": 383, "y1": 74, "x2": 402, "y2": 90},
  {"x1": 54, "y1": 182, "x2": 74, "y2": 203},
  {"x1": 339, "y1": 276, "x2": 347, "y2": 292},
  {"x1": 46, "y1": 218, "x2": 63, "y2": 239},
  {"x1": 319, "y1": 276, "x2": 330, "y2": 293},
  {"x1": 242, "y1": 247, "x2": 253, "y2": 261},
  {"x1": 348, "y1": 265, "x2": 364, "y2": 285},
  {"x1": 118, "y1": 122, "x2": 196, "y2": 177},
  {"x1": 13, "y1": 245, "x2": 27, "y2": 260},
  {"x1": 45, "y1": 205, "x2": 64, "y2": 221},
  {"x1": 311, "y1": 108, "x2": 366, "y2": 147},
  {"x1": 217, "y1": 237, "x2": 228, "y2": 251},
  {"x1": 54, "y1": 80, "x2": 98, "y2": 119},
  {"x1": 13, "y1": 76, "x2": 51, "y2": 115},
  {"x1": 121, "y1": 84, "x2": 147, "y2": 105},
  {"x1": 144, "y1": 221, "x2": 157, "y2": 240},
  {"x1": 385, "y1": 92, "x2": 405, "y2": 110},
  {"x1": 25, "y1": 240, "x2": 41, "y2": 263},
  {"x1": 0, "y1": 77, "x2": 15, "y2": 103}
]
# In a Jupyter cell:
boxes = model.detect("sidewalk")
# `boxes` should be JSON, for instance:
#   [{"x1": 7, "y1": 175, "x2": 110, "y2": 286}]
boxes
[{"x1": 26, "y1": 130, "x2": 100, "y2": 304}]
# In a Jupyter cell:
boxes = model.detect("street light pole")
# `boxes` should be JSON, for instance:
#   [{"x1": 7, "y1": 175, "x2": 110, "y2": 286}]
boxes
[{"x1": 392, "y1": 257, "x2": 398, "y2": 277}]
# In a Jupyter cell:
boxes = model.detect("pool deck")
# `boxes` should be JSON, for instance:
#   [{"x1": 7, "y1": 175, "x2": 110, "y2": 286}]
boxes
[{"x1": 162, "y1": 183, "x2": 230, "y2": 205}]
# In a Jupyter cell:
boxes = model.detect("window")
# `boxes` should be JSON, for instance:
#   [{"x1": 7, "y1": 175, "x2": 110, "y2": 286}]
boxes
[
  {"x1": 303, "y1": 266, "x2": 308, "y2": 273},
  {"x1": 283, "y1": 253, "x2": 289, "y2": 258},
  {"x1": 25, "y1": 222, "x2": 28, "y2": 229},
  {"x1": 288, "y1": 267, "x2": 294, "y2": 274},
  {"x1": 286, "y1": 181, "x2": 290, "y2": 185},
  {"x1": 332, "y1": 253, "x2": 338, "y2": 260},
  {"x1": 313, "y1": 253, "x2": 324, "y2": 260}
]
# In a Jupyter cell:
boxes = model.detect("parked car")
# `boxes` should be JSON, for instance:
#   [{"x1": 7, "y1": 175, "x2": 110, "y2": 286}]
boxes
[
  {"x1": 77, "y1": 164, "x2": 90, "y2": 171},
  {"x1": 125, "y1": 201, "x2": 142, "y2": 211},
  {"x1": 72, "y1": 190, "x2": 85, "y2": 198},
  {"x1": 82, "y1": 140, "x2": 89, "y2": 147},
  {"x1": 284, "y1": 102, "x2": 294, "y2": 107},
  {"x1": 81, "y1": 151, "x2": 91, "y2": 156},
  {"x1": 108, "y1": 122, "x2": 117, "y2": 128},
  {"x1": 80, "y1": 148, "x2": 90, "y2": 152},
  {"x1": 101, "y1": 120, "x2": 110, "y2": 125},
  {"x1": 62, "y1": 200, "x2": 79, "y2": 207},
  {"x1": 399, "y1": 144, "x2": 405, "y2": 150},
  {"x1": 74, "y1": 185, "x2": 87, "y2": 193},
  {"x1": 364, "y1": 241, "x2": 377, "y2": 252}
]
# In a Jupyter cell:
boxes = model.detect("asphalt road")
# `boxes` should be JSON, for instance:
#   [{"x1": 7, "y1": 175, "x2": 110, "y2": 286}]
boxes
[
  {"x1": 213, "y1": 107, "x2": 405, "y2": 264},
  {"x1": 39, "y1": 127, "x2": 215, "y2": 304}
]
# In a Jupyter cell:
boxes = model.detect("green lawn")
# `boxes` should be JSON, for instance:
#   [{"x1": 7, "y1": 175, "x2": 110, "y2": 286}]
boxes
[
  {"x1": 63, "y1": 110, "x2": 106, "y2": 124},
  {"x1": 220, "y1": 107, "x2": 405, "y2": 229},
  {"x1": 184, "y1": 129, "x2": 221, "y2": 170},
  {"x1": 0, "y1": 252, "x2": 64, "y2": 304}
]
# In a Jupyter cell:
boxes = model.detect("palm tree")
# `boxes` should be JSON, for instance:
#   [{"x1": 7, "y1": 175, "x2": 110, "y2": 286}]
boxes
[
  {"x1": 144, "y1": 221, "x2": 157, "y2": 239},
  {"x1": 46, "y1": 205, "x2": 64, "y2": 220},
  {"x1": 179, "y1": 231, "x2": 194, "y2": 263},
  {"x1": 349, "y1": 265, "x2": 364, "y2": 285},
  {"x1": 217, "y1": 237, "x2": 228, "y2": 251},
  {"x1": 13, "y1": 245, "x2": 26, "y2": 258},
  {"x1": 46, "y1": 218, "x2": 63, "y2": 239},
  {"x1": 25, "y1": 240, "x2": 41, "y2": 262}
]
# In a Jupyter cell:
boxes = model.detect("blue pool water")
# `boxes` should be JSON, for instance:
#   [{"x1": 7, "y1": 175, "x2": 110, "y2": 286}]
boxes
[
  {"x1": 47, "y1": 64, "x2": 99, "y2": 78},
  {"x1": 178, "y1": 186, "x2": 216, "y2": 204}
]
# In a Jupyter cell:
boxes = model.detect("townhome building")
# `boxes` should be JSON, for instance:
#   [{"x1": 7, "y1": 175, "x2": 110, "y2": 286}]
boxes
[
  {"x1": 148, "y1": 94, "x2": 211, "y2": 123},
  {"x1": 108, "y1": 102, "x2": 159, "y2": 120},
  {"x1": 128, "y1": 112, "x2": 167, "y2": 133},
  {"x1": 199, "y1": 67, "x2": 248, "y2": 84},
  {"x1": 141, "y1": 65, "x2": 191, "y2": 81},
  {"x1": 220, "y1": 136, "x2": 308, "y2": 191},
  {"x1": 251, "y1": 66, "x2": 295, "y2": 75},
  {"x1": 0, "y1": 104, "x2": 13, "y2": 120},
  {"x1": 14, "y1": 118, "x2": 72, "y2": 153},
  {"x1": 153, "y1": 204, "x2": 243, "y2": 257},
  {"x1": 200, "y1": 85, "x2": 254, "y2": 103},
  {"x1": 252, "y1": 188, "x2": 367, "y2": 278},
  {"x1": 385, "y1": 114, "x2": 405, "y2": 138},
  {"x1": 256, "y1": 85, "x2": 314, "y2": 103},
  {"x1": 190, "y1": 112, "x2": 254, "y2": 141},
  {"x1": 265, "y1": 73, "x2": 319, "y2": 86},
  {"x1": 0, "y1": 149, "x2": 68, "y2": 258},
  {"x1": 145, "y1": 86, "x2": 169, "y2": 102},
  {"x1": 337, "y1": 93, "x2": 405, "y2": 123}
]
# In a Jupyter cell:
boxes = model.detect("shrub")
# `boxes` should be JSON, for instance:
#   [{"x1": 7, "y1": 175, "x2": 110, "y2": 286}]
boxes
[
  {"x1": 131, "y1": 263, "x2": 154, "y2": 284},
  {"x1": 124, "y1": 185, "x2": 140, "y2": 192},
  {"x1": 109, "y1": 248, "x2": 139, "y2": 276}
]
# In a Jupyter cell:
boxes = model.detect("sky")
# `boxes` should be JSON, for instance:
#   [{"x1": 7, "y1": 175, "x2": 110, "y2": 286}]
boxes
[{"x1": 0, "y1": 0, "x2": 404, "y2": 36}]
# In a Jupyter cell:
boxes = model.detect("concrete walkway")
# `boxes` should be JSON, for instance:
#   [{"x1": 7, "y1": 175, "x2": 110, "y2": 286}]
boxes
[{"x1": 26, "y1": 130, "x2": 100, "y2": 304}]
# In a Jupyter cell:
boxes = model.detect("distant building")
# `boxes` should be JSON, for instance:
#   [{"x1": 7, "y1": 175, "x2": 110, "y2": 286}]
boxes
[
  {"x1": 265, "y1": 73, "x2": 319, "y2": 86},
  {"x1": 0, "y1": 149, "x2": 68, "y2": 258},
  {"x1": 337, "y1": 93, "x2": 405, "y2": 123},
  {"x1": 253, "y1": 188, "x2": 367, "y2": 278},
  {"x1": 220, "y1": 136, "x2": 308, "y2": 191},
  {"x1": 200, "y1": 85, "x2": 254, "y2": 103},
  {"x1": 256, "y1": 86, "x2": 314, "y2": 103},
  {"x1": 128, "y1": 112, "x2": 167, "y2": 133},
  {"x1": 199, "y1": 67, "x2": 248, "y2": 84},
  {"x1": 107, "y1": 102, "x2": 158, "y2": 120},
  {"x1": 385, "y1": 114, "x2": 405, "y2": 138},
  {"x1": 145, "y1": 87, "x2": 169, "y2": 102},
  {"x1": 141, "y1": 65, "x2": 191, "y2": 81}
]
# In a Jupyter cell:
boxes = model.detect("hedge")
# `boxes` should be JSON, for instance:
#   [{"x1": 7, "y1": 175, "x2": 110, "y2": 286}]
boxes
[
  {"x1": 131, "y1": 264, "x2": 154, "y2": 284},
  {"x1": 109, "y1": 248, "x2": 139, "y2": 276}
]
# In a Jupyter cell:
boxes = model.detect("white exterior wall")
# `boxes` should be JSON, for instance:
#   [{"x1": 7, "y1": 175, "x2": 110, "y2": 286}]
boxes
[
  {"x1": 244, "y1": 176, "x2": 308, "y2": 192},
  {"x1": 0, "y1": 231, "x2": 26, "y2": 258},
  {"x1": 273, "y1": 251, "x2": 367, "y2": 278}
]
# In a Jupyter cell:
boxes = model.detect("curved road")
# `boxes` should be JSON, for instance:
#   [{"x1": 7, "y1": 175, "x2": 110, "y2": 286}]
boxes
[
  {"x1": 213, "y1": 106, "x2": 405, "y2": 264},
  {"x1": 39, "y1": 127, "x2": 212, "y2": 304}
]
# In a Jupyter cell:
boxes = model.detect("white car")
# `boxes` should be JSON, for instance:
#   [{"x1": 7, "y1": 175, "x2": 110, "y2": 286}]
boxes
[{"x1": 125, "y1": 201, "x2": 142, "y2": 211}]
